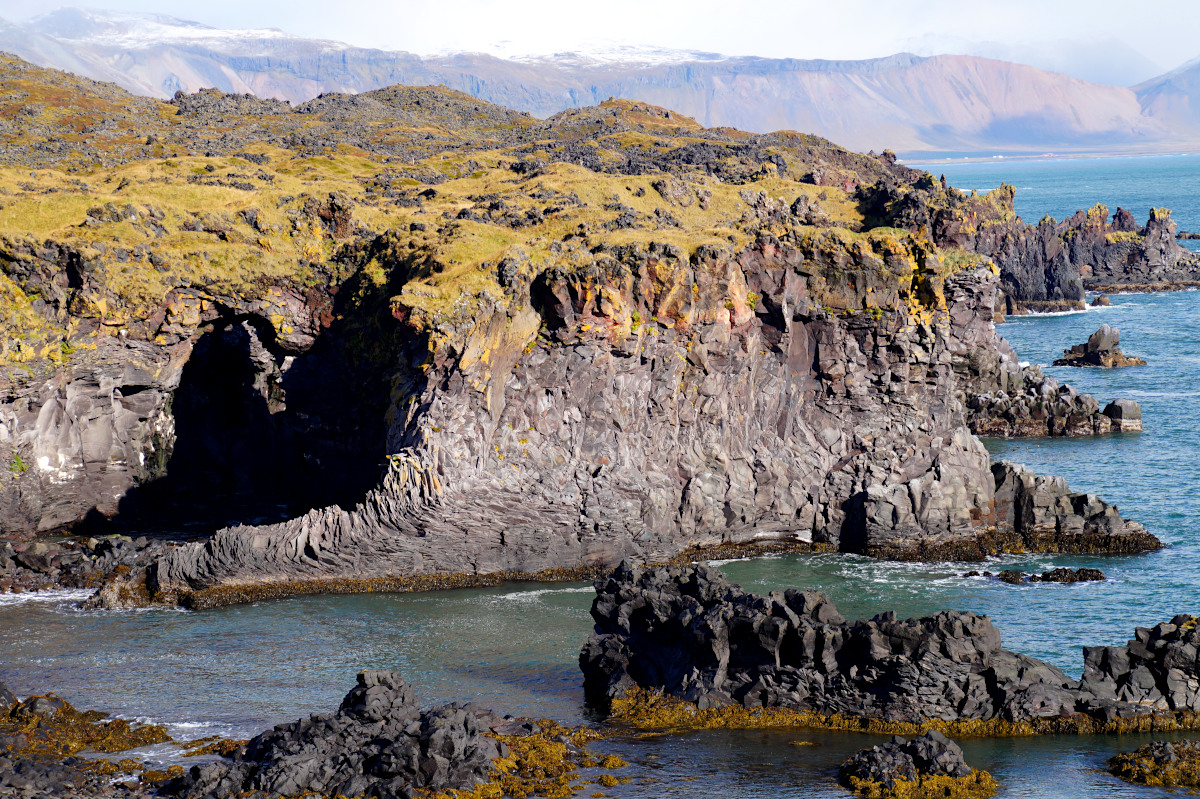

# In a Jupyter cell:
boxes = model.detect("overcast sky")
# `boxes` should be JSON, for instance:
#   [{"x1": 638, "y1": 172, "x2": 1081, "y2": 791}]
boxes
[{"x1": 1, "y1": 0, "x2": 1196, "y2": 84}]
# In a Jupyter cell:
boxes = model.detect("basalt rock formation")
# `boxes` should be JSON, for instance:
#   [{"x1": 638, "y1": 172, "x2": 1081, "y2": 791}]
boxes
[
  {"x1": 1109, "y1": 739, "x2": 1200, "y2": 787},
  {"x1": 838, "y1": 731, "x2": 996, "y2": 799},
  {"x1": 163, "y1": 671, "x2": 504, "y2": 799},
  {"x1": 0, "y1": 54, "x2": 1163, "y2": 607},
  {"x1": 943, "y1": 269, "x2": 1140, "y2": 436},
  {"x1": 996, "y1": 567, "x2": 1105, "y2": 585},
  {"x1": 1053, "y1": 325, "x2": 1146, "y2": 367},
  {"x1": 861, "y1": 180, "x2": 1200, "y2": 312},
  {"x1": 579, "y1": 563, "x2": 1200, "y2": 731}
]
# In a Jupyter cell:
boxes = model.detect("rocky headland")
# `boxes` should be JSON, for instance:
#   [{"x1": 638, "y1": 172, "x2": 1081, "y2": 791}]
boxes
[
  {"x1": 1052, "y1": 324, "x2": 1146, "y2": 367},
  {"x1": 580, "y1": 562, "x2": 1200, "y2": 733},
  {"x1": 0, "y1": 53, "x2": 1173, "y2": 608}
]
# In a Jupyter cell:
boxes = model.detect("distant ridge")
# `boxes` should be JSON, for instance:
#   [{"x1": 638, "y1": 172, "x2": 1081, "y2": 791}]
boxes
[{"x1": 3, "y1": 7, "x2": 1200, "y2": 156}]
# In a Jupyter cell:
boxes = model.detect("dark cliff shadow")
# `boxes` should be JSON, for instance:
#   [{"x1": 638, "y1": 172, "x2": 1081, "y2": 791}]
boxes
[{"x1": 82, "y1": 253, "x2": 427, "y2": 538}]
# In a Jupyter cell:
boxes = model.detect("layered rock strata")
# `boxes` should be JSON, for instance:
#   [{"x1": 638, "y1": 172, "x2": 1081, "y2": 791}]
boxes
[
  {"x1": 129, "y1": 254, "x2": 1156, "y2": 607},
  {"x1": 1053, "y1": 325, "x2": 1146, "y2": 368},
  {"x1": 579, "y1": 563, "x2": 1200, "y2": 731},
  {"x1": 838, "y1": 731, "x2": 996, "y2": 799}
]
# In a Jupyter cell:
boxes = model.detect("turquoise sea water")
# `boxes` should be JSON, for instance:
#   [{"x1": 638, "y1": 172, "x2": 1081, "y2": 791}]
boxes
[
  {"x1": 909, "y1": 153, "x2": 1200, "y2": 250},
  {"x1": 3, "y1": 167, "x2": 1199, "y2": 797}
]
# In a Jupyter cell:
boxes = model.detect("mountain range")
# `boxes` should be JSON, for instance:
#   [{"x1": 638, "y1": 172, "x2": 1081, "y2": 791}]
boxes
[{"x1": 2, "y1": 7, "x2": 1200, "y2": 157}]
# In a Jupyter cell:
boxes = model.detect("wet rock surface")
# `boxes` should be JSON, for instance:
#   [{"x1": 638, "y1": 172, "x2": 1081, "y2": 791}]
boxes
[
  {"x1": 162, "y1": 670, "x2": 504, "y2": 799},
  {"x1": 996, "y1": 567, "x2": 1105, "y2": 585},
  {"x1": 0, "y1": 532, "x2": 173, "y2": 595},
  {"x1": 1109, "y1": 739, "x2": 1200, "y2": 787},
  {"x1": 838, "y1": 731, "x2": 995, "y2": 798},
  {"x1": 1053, "y1": 325, "x2": 1146, "y2": 368},
  {"x1": 0, "y1": 680, "x2": 169, "y2": 799},
  {"x1": 579, "y1": 563, "x2": 1200, "y2": 729},
  {"x1": 944, "y1": 269, "x2": 1139, "y2": 436}
]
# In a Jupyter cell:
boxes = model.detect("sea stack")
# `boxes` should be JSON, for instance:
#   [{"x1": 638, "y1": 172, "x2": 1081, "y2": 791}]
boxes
[{"x1": 1053, "y1": 325, "x2": 1146, "y2": 367}]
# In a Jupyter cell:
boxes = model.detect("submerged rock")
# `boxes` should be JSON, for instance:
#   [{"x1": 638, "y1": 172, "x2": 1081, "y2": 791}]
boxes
[
  {"x1": 1053, "y1": 325, "x2": 1146, "y2": 367},
  {"x1": 838, "y1": 731, "x2": 997, "y2": 798},
  {"x1": 579, "y1": 562, "x2": 1200, "y2": 731},
  {"x1": 1109, "y1": 739, "x2": 1200, "y2": 787},
  {"x1": 163, "y1": 670, "x2": 503, "y2": 799},
  {"x1": 996, "y1": 567, "x2": 1105, "y2": 585}
]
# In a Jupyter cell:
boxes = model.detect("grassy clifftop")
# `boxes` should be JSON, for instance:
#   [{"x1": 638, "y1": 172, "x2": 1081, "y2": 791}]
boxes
[{"x1": 0, "y1": 53, "x2": 977, "y2": 373}]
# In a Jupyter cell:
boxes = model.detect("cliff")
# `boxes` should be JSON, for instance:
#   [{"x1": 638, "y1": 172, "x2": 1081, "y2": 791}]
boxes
[
  {"x1": 0, "y1": 55, "x2": 1160, "y2": 607},
  {"x1": 861, "y1": 179, "x2": 1200, "y2": 312}
]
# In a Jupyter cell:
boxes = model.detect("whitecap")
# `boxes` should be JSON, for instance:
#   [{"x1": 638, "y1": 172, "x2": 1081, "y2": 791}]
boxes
[
  {"x1": 487, "y1": 586, "x2": 595, "y2": 603},
  {"x1": 0, "y1": 588, "x2": 93, "y2": 606}
]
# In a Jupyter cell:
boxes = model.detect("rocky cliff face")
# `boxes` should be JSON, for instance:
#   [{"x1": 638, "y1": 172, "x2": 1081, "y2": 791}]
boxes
[
  {"x1": 0, "y1": 56, "x2": 1164, "y2": 606},
  {"x1": 864, "y1": 181, "x2": 1200, "y2": 312}
]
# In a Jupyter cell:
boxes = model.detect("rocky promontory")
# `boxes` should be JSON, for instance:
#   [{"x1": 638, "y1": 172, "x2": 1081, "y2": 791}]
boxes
[
  {"x1": 579, "y1": 563, "x2": 1200, "y2": 732},
  {"x1": 1053, "y1": 325, "x2": 1146, "y2": 367},
  {"x1": 0, "y1": 54, "x2": 1167, "y2": 608}
]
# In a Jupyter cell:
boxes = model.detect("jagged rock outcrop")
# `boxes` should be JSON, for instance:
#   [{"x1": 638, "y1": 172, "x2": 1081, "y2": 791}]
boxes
[
  {"x1": 1109, "y1": 739, "x2": 1200, "y2": 787},
  {"x1": 838, "y1": 731, "x2": 996, "y2": 798},
  {"x1": 996, "y1": 567, "x2": 1105, "y2": 585},
  {"x1": 944, "y1": 268, "x2": 1141, "y2": 436},
  {"x1": 1053, "y1": 324, "x2": 1146, "y2": 367},
  {"x1": 163, "y1": 671, "x2": 503, "y2": 799},
  {"x1": 578, "y1": 563, "x2": 1200, "y2": 730},
  {"x1": 865, "y1": 180, "x2": 1200, "y2": 311}
]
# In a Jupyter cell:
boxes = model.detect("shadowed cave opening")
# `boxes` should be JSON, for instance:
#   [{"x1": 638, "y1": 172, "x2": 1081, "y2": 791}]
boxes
[{"x1": 89, "y1": 315, "x2": 392, "y2": 536}]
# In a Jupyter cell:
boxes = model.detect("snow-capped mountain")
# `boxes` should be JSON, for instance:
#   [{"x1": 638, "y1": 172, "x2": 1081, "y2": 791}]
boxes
[{"x1": 1, "y1": 7, "x2": 1198, "y2": 156}]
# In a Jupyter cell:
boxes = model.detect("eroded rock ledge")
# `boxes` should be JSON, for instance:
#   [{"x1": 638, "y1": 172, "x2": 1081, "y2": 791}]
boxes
[{"x1": 579, "y1": 563, "x2": 1200, "y2": 734}]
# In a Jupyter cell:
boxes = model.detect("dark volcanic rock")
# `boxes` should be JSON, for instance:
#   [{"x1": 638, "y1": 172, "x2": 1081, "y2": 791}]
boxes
[
  {"x1": 579, "y1": 563, "x2": 1200, "y2": 727},
  {"x1": 997, "y1": 567, "x2": 1105, "y2": 585},
  {"x1": 1053, "y1": 325, "x2": 1146, "y2": 367},
  {"x1": 838, "y1": 731, "x2": 988, "y2": 796},
  {"x1": 163, "y1": 671, "x2": 503, "y2": 799},
  {"x1": 1109, "y1": 739, "x2": 1200, "y2": 787},
  {"x1": 945, "y1": 269, "x2": 1138, "y2": 436}
]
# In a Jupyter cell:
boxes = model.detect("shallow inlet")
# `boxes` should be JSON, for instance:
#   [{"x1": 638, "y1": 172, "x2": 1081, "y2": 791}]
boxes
[{"x1": 1, "y1": 290, "x2": 1196, "y2": 798}]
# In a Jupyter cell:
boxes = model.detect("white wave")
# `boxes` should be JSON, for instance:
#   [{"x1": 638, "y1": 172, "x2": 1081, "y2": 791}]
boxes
[
  {"x1": 0, "y1": 588, "x2": 93, "y2": 606},
  {"x1": 489, "y1": 586, "x2": 595, "y2": 603}
]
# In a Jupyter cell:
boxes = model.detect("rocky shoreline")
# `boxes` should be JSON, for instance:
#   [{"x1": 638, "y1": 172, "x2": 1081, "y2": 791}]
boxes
[{"x1": 580, "y1": 562, "x2": 1200, "y2": 734}]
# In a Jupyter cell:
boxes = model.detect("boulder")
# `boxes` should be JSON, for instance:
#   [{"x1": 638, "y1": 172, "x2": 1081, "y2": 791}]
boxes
[
  {"x1": 164, "y1": 671, "x2": 504, "y2": 799},
  {"x1": 1103, "y1": 399, "x2": 1143, "y2": 432},
  {"x1": 1053, "y1": 325, "x2": 1146, "y2": 367},
  {"x1": 838, "y1": 731, "x2": 996, "y2": 797}
]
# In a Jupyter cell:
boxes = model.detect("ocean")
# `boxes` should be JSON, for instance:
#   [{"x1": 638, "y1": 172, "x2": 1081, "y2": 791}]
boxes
[{"x1": 3, "y1": 160, "x2": 1199, "y2": 797}]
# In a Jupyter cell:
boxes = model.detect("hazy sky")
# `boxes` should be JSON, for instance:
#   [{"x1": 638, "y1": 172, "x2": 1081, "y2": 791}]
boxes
[{"x1": 1, "y1": 0, "x2": 1196, "y2": 84}]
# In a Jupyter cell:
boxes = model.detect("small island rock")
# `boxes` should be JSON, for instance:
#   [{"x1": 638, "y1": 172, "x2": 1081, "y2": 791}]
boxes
[
  {"x1": 838, "y1": 731, "x2": 997, "y2": 798},
  {"x1": 1053, "y1": 325, "x2": 1146, "y2": 367},
  {"x1": 1109, "y1": 739, "x2": 1200, "y2": 787}
]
